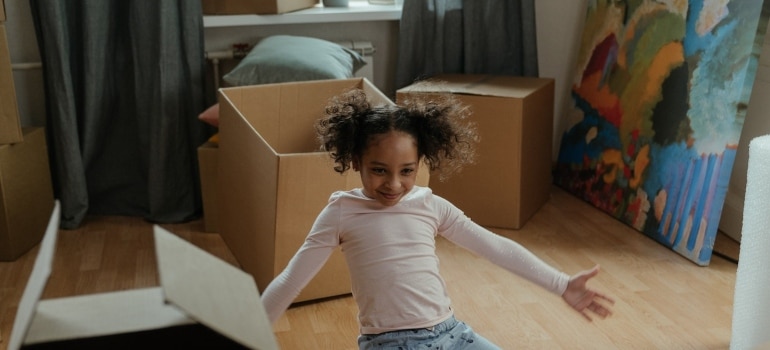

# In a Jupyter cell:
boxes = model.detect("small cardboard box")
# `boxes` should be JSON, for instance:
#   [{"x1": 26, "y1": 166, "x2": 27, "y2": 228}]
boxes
[
  {"x1": 0, "y1": 24, "x2": 22, "y2": 144},
  {"x1": 217, "y1": 78, "x2": 429, "y2": 303},
  {"x1": 9, "y1": 202, "x2": 278, "y2": 350},
  {"x1": 397, "y1": 74, "x2": 554, "y2": 229},
  {"x1": 198, "y1": 141, "x2": 219, "y2": 233},
  {"x1": 202, "y1": 0, "x2": 318, "y2": 15},
  {"x1": 0, "y1": 127, "x2": 54, "y2": 261}
]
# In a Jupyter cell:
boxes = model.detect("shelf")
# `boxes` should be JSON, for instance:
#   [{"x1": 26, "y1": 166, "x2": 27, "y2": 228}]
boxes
[{"x1": 203, "y1": 2, "x2": 402, "y2": 27}]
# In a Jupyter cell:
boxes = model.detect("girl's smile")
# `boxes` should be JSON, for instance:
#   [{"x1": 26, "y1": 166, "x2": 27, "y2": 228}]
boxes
[{"x1": 353, "y1": 130, "x2": 420, "y2": 207}]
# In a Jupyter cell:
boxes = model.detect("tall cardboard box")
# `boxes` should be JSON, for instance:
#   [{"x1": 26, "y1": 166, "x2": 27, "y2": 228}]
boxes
[
  {"x1": 217, "y1": 78, "x2": 429, "y2": 303},
  {"x1": 198, "y1": 141, "x2": 219, "y2": 233},
  {"x1": 0, "y1": 24, "x2": 23, "y2": 144},
  {"x1": 9, "y1": 203, "x2": 278, "y2": 350},
  {"x1": 202, "y1": 0, "x2": 317, "y2": 15},
  {"x1": 0, "y1": 127, "x2": 54, "y2": 261},
  {"x1": 397, "y1": 74, "x2": 554, "y2": 230}
]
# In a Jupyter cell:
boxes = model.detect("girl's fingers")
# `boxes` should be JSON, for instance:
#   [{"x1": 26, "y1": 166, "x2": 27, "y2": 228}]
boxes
[{"x1": 595, "y1": 291, "x2": 616, "y2": 304}]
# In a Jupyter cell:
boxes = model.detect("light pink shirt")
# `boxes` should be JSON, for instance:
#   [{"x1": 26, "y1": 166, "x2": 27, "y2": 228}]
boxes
[{"x1": 261, "y1": 186, "x2": 569, "y2": 335}]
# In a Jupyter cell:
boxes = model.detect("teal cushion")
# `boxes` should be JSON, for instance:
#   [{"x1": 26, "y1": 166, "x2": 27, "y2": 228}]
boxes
[{"x1": 223, "y1": 35, "x2": 368, "y2": 86}]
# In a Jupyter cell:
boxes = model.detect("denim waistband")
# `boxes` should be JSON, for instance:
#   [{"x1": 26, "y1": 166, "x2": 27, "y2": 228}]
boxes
[
  {"x1": 428, "y1": 315, "x2": 457, "y2": 332},
  {"x1": 372, "y1": 315, "x2": 457, "y2": 336}
]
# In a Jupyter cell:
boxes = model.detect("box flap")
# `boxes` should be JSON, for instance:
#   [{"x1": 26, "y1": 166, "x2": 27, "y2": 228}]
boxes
[
  {"x1": 23, "y1": 288, "x2": 194, "y2": 344},
  {"x1": 153, "y1": 225, "x2": 278, "y2": 350},
  {"x1": 397, "y1": 74, "x2": 552, "y2": 99},
  {"x1": 8, "y1": 201, "x2": 60, "y2": 350}
]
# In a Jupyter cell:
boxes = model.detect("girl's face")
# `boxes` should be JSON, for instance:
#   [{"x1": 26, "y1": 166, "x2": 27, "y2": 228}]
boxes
[{"x1": 353, "y1": 130, "x2": 419, "y2": 206}]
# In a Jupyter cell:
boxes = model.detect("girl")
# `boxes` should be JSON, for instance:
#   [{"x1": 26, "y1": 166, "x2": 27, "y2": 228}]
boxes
[{"x1": 261, "y1": 88, "x2": 614, "y2": 349}]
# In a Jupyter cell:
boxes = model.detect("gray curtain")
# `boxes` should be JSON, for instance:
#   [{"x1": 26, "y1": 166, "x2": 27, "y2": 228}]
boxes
[
  {"x1": 30, "y1": 0, "x2": 213, "y2": 229},
  {"x1": 395, "y1": 0, "x2": 539, "y2": 89}
]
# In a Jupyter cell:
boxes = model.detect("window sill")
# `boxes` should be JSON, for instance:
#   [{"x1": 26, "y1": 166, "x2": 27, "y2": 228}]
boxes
[{"x1": 203, "y1": 2, "x2": 402, "y2": 28}]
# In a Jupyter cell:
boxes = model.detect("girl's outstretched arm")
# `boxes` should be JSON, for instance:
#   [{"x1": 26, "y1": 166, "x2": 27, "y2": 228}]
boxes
[
  {"x1": 439, "y1": 207, "x2": 615, "y2": 320},
  {"x1": 561, "y1": 265, "x2": 615, "y2": 321}
]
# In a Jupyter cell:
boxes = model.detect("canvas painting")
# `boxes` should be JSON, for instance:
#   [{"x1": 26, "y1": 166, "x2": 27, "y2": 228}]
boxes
[{"x1": 554, "y1": 0, "x2": 770, "y2": 265}]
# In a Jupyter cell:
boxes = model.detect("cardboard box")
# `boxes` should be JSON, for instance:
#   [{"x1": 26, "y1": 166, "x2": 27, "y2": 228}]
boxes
[
  {"x1": 9, "y1": 202, "x2": 278, "y2": 350},
  {"x1": 198, "y1": 141, "x2": 219, "y2": 233},
  {"x1": 397, "y1": 74, "x2": 554, "y2": 229},
  {"x1": 202, "y1": 0, "x2": 318, "y2": 15},
  {"x1": 0, "y1": 24, "x2": 22, "y2": 144},
  {"x1": 0, "y1": 127, "x2": 54, "y2": 261},
  {"x1": 217, "y1": 78, "x2": 429, "y2": 303}
]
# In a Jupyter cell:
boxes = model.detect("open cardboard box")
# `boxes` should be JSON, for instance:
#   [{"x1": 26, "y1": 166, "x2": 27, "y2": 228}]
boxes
[
  {"x1": 9, "y1": 201, "x2": 278, "y2": 349},
  {"x1": 397, "y1": 74, "x2": 554, "y2": 229},
  {"x1": 217, "y1": 78, "x2": 429, "y2": 303}
]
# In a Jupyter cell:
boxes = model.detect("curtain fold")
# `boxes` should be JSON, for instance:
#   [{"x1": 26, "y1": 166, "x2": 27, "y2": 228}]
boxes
[
  {"x1": 30, "y1": 0, "x2": 212, "y2": 229},
  {"x1": 395, "y1": 0, "x2": 539, "y2": 89}
]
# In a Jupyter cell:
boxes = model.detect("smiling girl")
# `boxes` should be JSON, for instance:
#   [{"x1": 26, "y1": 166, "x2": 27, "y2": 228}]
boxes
[{"x1": 260, "y1": 88, "x2": 614, "y2": 349}]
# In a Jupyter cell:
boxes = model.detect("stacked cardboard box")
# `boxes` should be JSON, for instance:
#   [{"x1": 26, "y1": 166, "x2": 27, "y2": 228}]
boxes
[
  {"x1": 0, "y1": 4, "x2": 55, "y2": 261},
  {"x1": 0, "y1": 3, "x2": 21, "y2": 144},
  {"x1": 397, "y1": 74, "x2": 555, "y2": 230},
  {"x1": 0, "y1": 128, "x2": 55, "y2": 261},
  {"x1": 201, "y1": 0, "x2": 318, "y2": 15}
]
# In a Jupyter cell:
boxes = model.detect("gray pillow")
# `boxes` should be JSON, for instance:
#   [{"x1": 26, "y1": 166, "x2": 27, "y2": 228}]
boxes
[{"x1": 223, "y1": 35, "x2": 368, "y2": 86}]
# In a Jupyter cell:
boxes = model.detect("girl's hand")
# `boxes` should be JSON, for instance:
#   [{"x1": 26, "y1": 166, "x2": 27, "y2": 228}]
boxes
[{"x1": 561, "y1": 265, "x2": 615, "y2": 321}]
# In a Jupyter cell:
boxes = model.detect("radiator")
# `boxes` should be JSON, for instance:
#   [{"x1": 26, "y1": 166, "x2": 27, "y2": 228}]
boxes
[
  {"x1": 335, "y1": 40, "x2": 376, "y2": 82},
  {"x1": 205, "y1": 40, "x2": 376, "y2": 90}
]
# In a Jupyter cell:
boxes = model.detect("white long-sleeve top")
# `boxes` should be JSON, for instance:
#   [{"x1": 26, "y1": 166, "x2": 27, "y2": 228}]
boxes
[{"x1": 261, "y1": 186, "x2": 570, "y2": 335}]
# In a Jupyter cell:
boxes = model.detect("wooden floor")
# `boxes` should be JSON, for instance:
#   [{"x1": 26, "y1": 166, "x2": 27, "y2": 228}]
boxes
[{"x1": 0, "y1": 186, "x2": 738, "y2": 349}]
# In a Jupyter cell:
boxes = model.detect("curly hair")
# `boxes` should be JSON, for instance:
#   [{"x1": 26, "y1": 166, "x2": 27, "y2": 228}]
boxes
[{"x1": 316, "y1": 87, "x2": 479, "y2": 181}]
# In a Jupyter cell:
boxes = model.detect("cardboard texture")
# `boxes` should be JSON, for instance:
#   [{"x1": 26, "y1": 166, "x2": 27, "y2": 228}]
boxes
[
  {"x1": 198, "y1": 141, "x2": 219, "y2": 233},
  {"x1": 202, "y1": 0, "x2": 317, "y2": 15},
  {"x1": 217, "y1": 78, "x2": 429, "y2": 303},
  {"x1": 0, "y1": 127, "x2": 54, "y2": 261},
  {"x1": 0, "y1": 24, "x2": 22, "y2": 144},
  {"x1": 9, "y1": 202, "x2": 278, "y2": 350},
  {"x1": 397, "y1": 74, "x2": 554, "y2": 229}
]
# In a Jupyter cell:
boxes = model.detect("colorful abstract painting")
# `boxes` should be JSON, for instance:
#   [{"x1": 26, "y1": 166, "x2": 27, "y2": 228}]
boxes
[{"x1": 554, "y1": 0, "x2": 770, "y2": 265}]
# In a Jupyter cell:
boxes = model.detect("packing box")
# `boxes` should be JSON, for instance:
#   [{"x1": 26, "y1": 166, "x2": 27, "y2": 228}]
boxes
[
  {"x1": 217, "y1": 78, "x2": 429, "y2": 303},
  {"x1": 198, "y1": 141, "x2": 219, "y2": 233},
  {"x1": 0, "y1": 127, "x2": 54, "y2": 261},
  {"x1": 202, "y1": 0, "x2": 317, "y2": 15},
  {"x1": 9, "y1": 202, "x2": 278, "y2": 350},
  {"x1": 397, "y1": 74, "x2": 554, "y2": 229},
  {"x1": 0, "y1": 24, "x2": 22, "y2": 144}
]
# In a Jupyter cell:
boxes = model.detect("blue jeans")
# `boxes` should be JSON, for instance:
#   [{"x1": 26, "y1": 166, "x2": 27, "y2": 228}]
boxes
[{"x1": 357, "y1": 316, "x2": 501, "y2": 350}]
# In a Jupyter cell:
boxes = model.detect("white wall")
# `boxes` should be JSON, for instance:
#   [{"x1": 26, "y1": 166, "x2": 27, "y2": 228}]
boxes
[
  {"x1": 535, "y1": 0, "x2": 588, "y2": 161},
  {"x1": 719, "y1": 27, "x2": 770, "y2": 242},
  {"x1": 6, "y1": 0, "x2": 768, "y2": 241}
]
